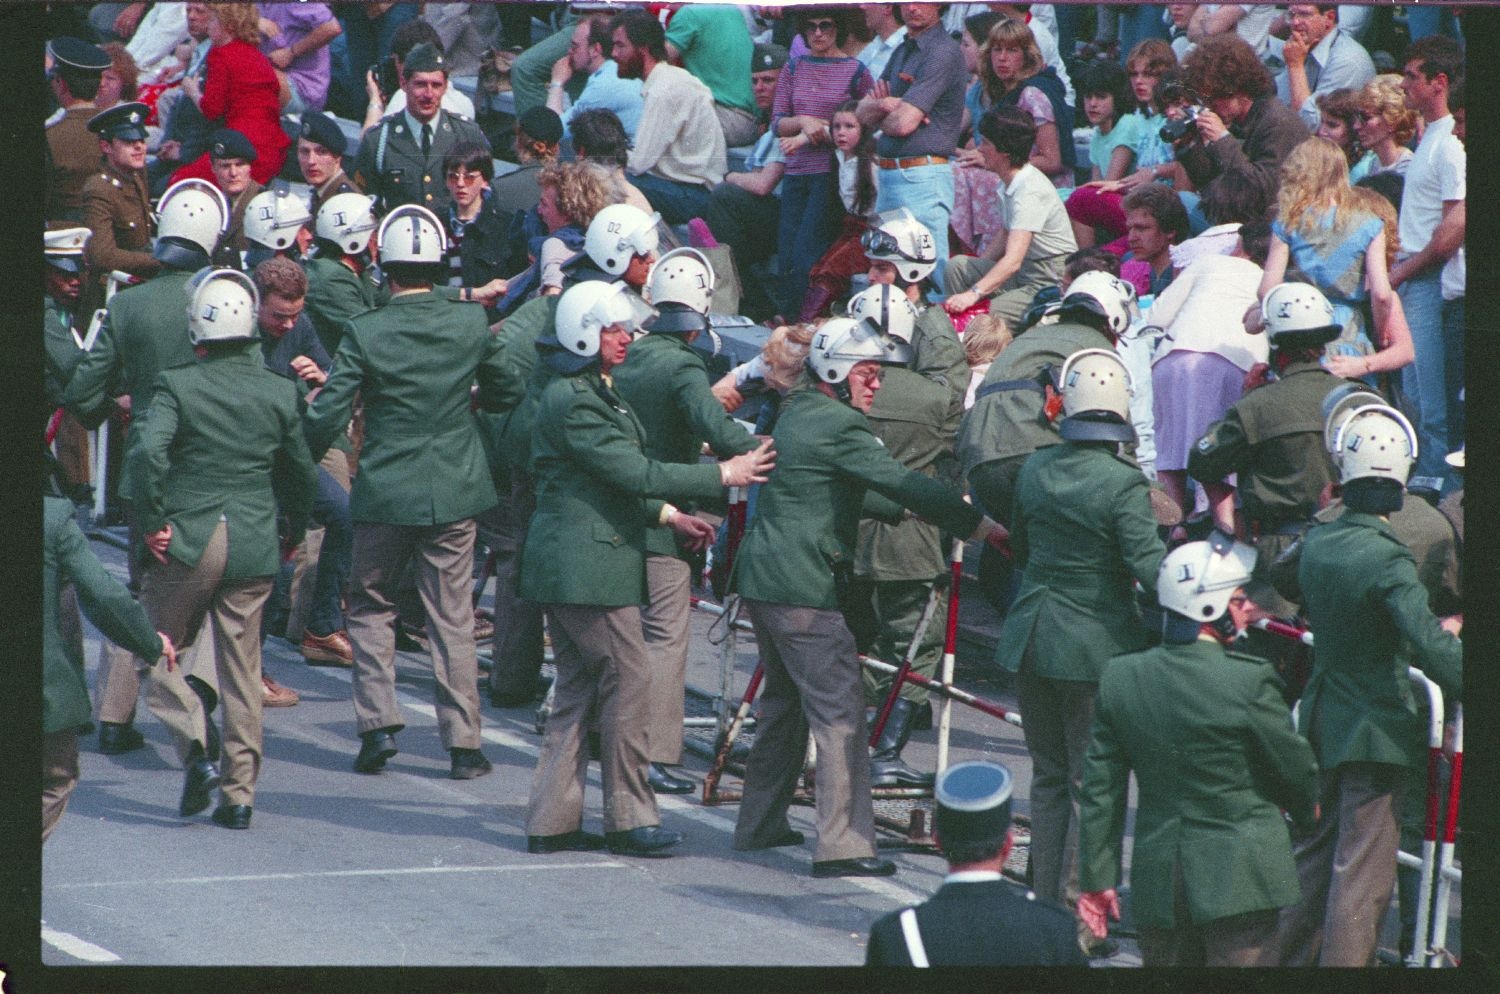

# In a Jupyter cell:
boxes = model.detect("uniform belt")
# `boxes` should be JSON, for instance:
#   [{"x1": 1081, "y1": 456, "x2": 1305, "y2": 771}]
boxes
[
  {"x1": 1249, "y1": 519, "x2": 1308, "y2": 539},
  {"x1": 875, "y1": 155, "x2": 949, "y2": 169},
  {"x1": 973, "y1": 377, "x2": 1045, "y2": 401}
]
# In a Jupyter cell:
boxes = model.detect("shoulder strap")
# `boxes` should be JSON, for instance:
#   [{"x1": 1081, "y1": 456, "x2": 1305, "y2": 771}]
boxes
[
  {"x1": 375, "y1": 119, "x2": 392, "y2": 176},
  {"x1": 898, "y1": 907, "x2": 929, "y2": 967}
]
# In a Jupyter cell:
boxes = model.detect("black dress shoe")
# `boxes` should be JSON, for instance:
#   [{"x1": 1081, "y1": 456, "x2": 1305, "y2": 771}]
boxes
[
  {"x1": 527, "y1": 830, "x2": 608, "y2": 854},
  {"x1": 210, "y1": 804, "x2": 252, "y2": 829},
  {"x1": 605, "y1": 825, "x2": 683, "y2": 857},
  {"x1": 811, "y1": 856, "x2": 897, "y2": 878},
  {"x1": 98, "y1": 721, "x2": 145, "y2": 755},
  {"x1": 488, "y1": 687, "x2": 537, "y2": 708},
  {"x1": 647, "y1": 763, "x2": 695, "y2": 794},
  {"x1": 738, "y1": 828, "x2": 805, "y2": 851},
  {"x1": 354, "y1": 730, "x2": 398, "y2": 773},
  {"x1": 449, "y1": 747, "x2": 493, "y2": 780},
  {"x1": 179, "y1": 755, "x2": 221, "y2": 817}
]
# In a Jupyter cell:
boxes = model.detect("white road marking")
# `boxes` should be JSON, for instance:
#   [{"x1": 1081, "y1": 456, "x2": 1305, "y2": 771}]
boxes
[
  {"x1": 41, "y1": 924, "x2": 122, "y2": 962},
  {"x1": 54, "y1": 861, "x2": 628, "y2": 890}
]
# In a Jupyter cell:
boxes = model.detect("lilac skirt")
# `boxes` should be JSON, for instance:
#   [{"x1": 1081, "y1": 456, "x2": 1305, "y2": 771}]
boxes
[{"x1": 1152, "y1": 350, "x2": 1247, "y2": 472}]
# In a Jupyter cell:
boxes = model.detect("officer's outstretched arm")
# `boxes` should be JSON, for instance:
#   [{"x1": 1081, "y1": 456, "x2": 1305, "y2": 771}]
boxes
[{"x1": 1382, "y1": 555, "x2": 1463, "y2": 702}]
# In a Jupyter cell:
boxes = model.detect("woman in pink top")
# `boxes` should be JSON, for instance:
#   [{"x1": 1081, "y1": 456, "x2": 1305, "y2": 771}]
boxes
[
  {"x1": 771, "y1": 6, "x2": 873, "y2": 315},
  {"x1": 172, "y1": 3, "x2": 290, "y2": 187}
]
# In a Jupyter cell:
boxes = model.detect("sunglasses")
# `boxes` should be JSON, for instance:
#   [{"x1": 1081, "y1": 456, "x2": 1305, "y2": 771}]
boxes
[{"x1": 804, "y1": 20, "x2": 838, "y2": 34}]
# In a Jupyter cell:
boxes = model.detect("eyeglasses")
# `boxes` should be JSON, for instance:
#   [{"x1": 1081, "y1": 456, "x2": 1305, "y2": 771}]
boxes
[
  {"x1": 804, "y1": 20, "x2": 838, "y2": 35},
  {"x1": 446, "y1": 169, "x2": 486, "y2": 183}
]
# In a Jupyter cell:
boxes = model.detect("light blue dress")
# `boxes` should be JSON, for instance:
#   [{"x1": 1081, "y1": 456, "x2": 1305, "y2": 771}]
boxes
[{"x1": 1272, "y1": 206, "x2": 1383, "y2": 362}]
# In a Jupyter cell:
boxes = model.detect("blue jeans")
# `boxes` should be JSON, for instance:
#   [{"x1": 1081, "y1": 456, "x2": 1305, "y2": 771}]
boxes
[
  {"x1": 631, "y1": 172, "x2": 714, "y2": 226},
  {"x1": 306, "y1": 465, "x2": 353, "y2": 636},
  {"x1": 1116, "y1": 5, "x2": 1170, "y2": 60},
  {"x1": 876, "y1": 162, "x2": 955, "y2": 290},
  {"x1": 778, "y1": 172, "x2": 842, "y2": 318},
  {"x1": 1397, "y1": 269, "x2": 1458, "y2": 486}
]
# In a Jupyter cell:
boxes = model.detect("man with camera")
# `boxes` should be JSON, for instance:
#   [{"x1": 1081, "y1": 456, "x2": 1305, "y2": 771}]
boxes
[{"x1": 1170, "y1": 36, "x2": 1309, "y2": 198}]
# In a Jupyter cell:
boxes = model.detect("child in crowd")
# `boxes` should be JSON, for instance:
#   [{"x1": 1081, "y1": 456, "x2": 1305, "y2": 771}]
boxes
[
  {"x1": 960, "y1": 314, "x2": 1013, "y2": 410},
  {"x1": 1066, "y1": 60, "x2": 1145, "y2": 249},
  {"x1": 798, "y1": 101, "x2": 879, "y2": 320}
]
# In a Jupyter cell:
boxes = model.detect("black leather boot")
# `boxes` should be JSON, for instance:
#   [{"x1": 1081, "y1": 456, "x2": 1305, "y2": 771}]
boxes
[
  {"x1": 869, "y1": 698, "x2": 934, "y2": 788},
  {"x1": 185, "y1": 675, "x2": 221, "y2": 762}
]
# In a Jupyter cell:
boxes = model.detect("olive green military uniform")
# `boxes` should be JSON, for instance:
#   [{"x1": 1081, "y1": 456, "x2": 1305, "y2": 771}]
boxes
[
  {"x1": 997, "y1": 441, "x2": 1165, "y2": 925},
  {"x1": 62, "y1": 268, "x2": 220, "y2": 742},
  {"x1": 956, "y1": 318, "x2": 1114, "y2": 526},
  {"x1": 304, "y1": 254, "x2": 383, "y2": 356},
  {"x1": 45, "y1": 294, "x2": 91, "y2": 491},
  {"x1": 1272, "y1": 512, "x2": 1463, "y2": 967},
  {"x1": 211, "y1": 180, "x2": 263, "y2": 270},
  {"x1": 1187, "y1": 360, "x2": 1342, "y2": 618},
  {"x1": 1080, "y1": 636, "x2": 1318, "y2": 965},
  {"x1": 307, "y1": 169, "x2": 359, "y2": 221},
  {"x1": 353, "y1": 108, "x2": 490, "y2": 215},
  {"x1": 612, "y1": 331, "x2": 757, "y2": 765},
  {"x1": 79, "y1": 159, "x2": 162, "y2": 325},
  {"x1": 45, "y1": 103, "x2": 100, "y2": 224},
  {"x1": 476, "y1": 296, "x2": 555, "y2": 702},
  {"x1": 520, "y1": 366, "x2": 726, "y2": 837},
  {"x1": 910, "y1": 304, "x2": 971, "y2": 439},
  {"x1": 131, "y1": 345, "x2": 316, "y2": 807},
  {"x1": 305, "y1": 290, "x2": 511, "y2": 755},
  {"x1": 43, "y1": 496, "x2": 164, "y2": 841},
  {"x1": 731, "y1": 383, "x2": 983, "y2": 863}
]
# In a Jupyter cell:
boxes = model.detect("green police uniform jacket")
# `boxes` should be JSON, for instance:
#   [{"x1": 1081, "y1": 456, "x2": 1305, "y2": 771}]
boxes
[
  {"x1": 211, "y1": 179, "x2": 263, "y2": 270},
  {"x1": 855, "y1": 366, "x2": 955, "y2": 582},
  {"x1": 304, "y1": 254, "x2": 382, "y2": 356},
  {"x1": 996, "y1": 442, "x2": 1165, "y2": 679},
  {"x1": 482, "y1": 295, "x2": 558, "y2": 486},
  {"x1": 1294, "y1": 512, "x2": 1462, "y2": 771},
  {"x1": 308, "y1": 170, "x2": 360, "y2": 221},
  {"x1": 304, "y1": 290, "x2": 509, "y2": 525},
  {"x1": 45, "y1": 103, "x2": 100, "y2": 224},
  {"x1": 519, "y1": 367, "x2": 727, "y2": 607},
  {"x1": 1187, "y1": 360, "x2": 1341, "y2": 526},
  {"x1": 354, "y1": 108, "x2": 490, "y2": 215},
  {"x1": 131, "y1": 346, "x2": 317, "y2": 579},
  {"x1": 44, "y1": 495, "x2": 163, "y2": 734},
  {"x1": 612, "y1": 332, "x2": 758, "y2": 559},
  {"x1": 956, "y1": 318, "x2": 1111, "y2": 476},
  {"x1": 733, "y1": 383, "x2": 983, "y2": 610},
  {"x1": 63, "y1": 268, "x2": 198, "y2": 499},
  {"x1": 79, "y1": 159, "x2": 162, "y2": 319},
  {"x1": 44, "y1": 295, "x2": 84, "y2": 410},
  {"x1": 1079, "y1": 636, "x2": 1318, "y2": 928},
  {"x1": 911, "y1": 304, "x2": 970, "y2": 439}
]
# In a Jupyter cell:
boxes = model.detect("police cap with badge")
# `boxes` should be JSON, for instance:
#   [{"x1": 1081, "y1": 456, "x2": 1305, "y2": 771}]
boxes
[
  {"x1": 752, "y1": 43, "x2": 789, "y2": 74},
  {"x1": 402, "y1": 42, "x2": 449, "y2": 77},
  {"x1": 298, "y1": 111, "x2": 348, "y2": 156},
  {"x1": 934, "y1": 760, "x2": 1014, "y2": 848},
  {"x1": 209, "y1": 128, "x2": 258, "y2": 162},
  {"x1": 45, "y1": 227, "x2": 91, "y2": 273},
  {"x1": 87, "y1": 101, "x2": 150, "y2": 142},
  {"x1": 48, "y1": 36, "x2": 111, "y2": 76}
]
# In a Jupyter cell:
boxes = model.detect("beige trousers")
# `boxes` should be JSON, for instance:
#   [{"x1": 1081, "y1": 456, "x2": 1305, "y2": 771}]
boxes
[
  {"x1": 43, "y1": 729, "x2": 81, "y2": 843},
  {"x1": 642, "y1": 554, "x2": 691, "y2": 765}
]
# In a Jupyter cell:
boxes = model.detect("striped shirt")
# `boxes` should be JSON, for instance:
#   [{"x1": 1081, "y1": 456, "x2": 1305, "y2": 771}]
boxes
[{"x1": 771, "y1": 56, "x2": 874, "y2": 176}]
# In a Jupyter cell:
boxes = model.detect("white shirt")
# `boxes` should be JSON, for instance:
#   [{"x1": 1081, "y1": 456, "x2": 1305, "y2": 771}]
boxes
[
  {"x1": 126, "y1": 3, "x2": 189, "y2": 81},
  {"x1": 1146, "y1": 253, "x2": 1269, "y2": 371},
  {"x1": 857, "y1": 25, "x2": 907, "y2": 83},
  {"x1": 628, "y1": 62, "x2": 727, "y2": 188},
  {"x1": 1398, "y1": 115, "x2": 1465, "y2": 300},
  {"x1": 387, "y1": 86, "x2": 476, "y2": 121},
  {"x1": 1202, "y1": 4, "x2": 1277, "y2": 58}
]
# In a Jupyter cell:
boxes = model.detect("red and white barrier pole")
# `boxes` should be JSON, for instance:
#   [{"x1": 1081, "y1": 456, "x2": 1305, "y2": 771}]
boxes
[
  {"x1": 935, "y1": 538, "x2": 964, "y2": 776},
  {"x1": 1427, "y1": 704, "x2": 1462, "y2": 967},
  {"x1": 1405, "y1": 668, "x2": 1445, "y2": 968}
]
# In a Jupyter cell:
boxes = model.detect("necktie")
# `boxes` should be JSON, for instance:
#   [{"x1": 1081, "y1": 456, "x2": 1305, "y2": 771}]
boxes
[
  {"x1": 421, "y1": 123, "x2": 432, "y2": 157},
  {"x1": 1305, "y1": 55, "x2": 1321, "y2": 94}
]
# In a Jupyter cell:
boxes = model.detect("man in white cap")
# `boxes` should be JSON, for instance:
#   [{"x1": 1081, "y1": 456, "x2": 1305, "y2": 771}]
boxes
[{"x1": 44, "y1": 227, "x2": 94, "y2": 502}]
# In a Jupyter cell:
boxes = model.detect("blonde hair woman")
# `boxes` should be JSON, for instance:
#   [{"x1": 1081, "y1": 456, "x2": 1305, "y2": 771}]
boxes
[
  {"x1": 1253, "y1": 137, "x2": 1414, "y2": 381},
  {"x1": 1351, "y1": 75, "x2": 1420, "y2": 182}
]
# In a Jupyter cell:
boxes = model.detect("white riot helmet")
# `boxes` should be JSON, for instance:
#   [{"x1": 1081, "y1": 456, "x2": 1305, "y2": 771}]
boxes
[
  {"x1": 1320, "y1": 382, "x2": 1386, "y2": 457},
  {"x1": 245, "y1": 185, "x2": 313, "y2": 251},
  {"x1": 156, "y1": 178, "x2": 229, "y2": 256},
  {"x1": 315, "y1": 192, "x2": 379, "y2": 256},
  {"x1": 185, "y1": 268, "x2": 260, "y2": 345},
  {"x1": 1058, "y1": 347, "x2": 1135, "y2": 443},
  {"x1": 1158, "y1": 535, "x2": 1257, "y2": 622},
  {"x1": 377, "y1": 204, "x2": 446, "y2": 265},
  {"x1": 861, "y1": 207, "x2": 936, "y2": 284},
  {"x1": 806, "y1": 317, "x2": 892, "y2": 392},
  {"x1": 584, "y1": 203, "x2": 661, "y2": 276},
  {"x1": 847, "y1": 283, "x2": 918, "y2": 365},
  {"x1": 1334, "y1": 404, "x2": 1417, "y2": 485},
  {"x1": 1261, "y1": 282, "x2": 1340, "y2": 347},
  {"x1": 1059, "y1": 271, "x2": 1137, "y2": 338},
  {"x1": 546, "y1": 280, "x2": 657, "y2": 368},
  {"x1": 643, "y1": 247, "x2": 714, "y2": 333}
]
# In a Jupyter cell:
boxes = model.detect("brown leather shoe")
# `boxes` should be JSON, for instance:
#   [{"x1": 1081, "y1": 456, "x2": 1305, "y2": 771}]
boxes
[
  {"x1": 473, "y1": 612, "x2": 495, "y2": 643},
  {"x1": 302, "y1": 628, "x2": 354, "y2": 667},
  {"x1": 262, "y1": 674, "x2": 299, "y2": 708}
]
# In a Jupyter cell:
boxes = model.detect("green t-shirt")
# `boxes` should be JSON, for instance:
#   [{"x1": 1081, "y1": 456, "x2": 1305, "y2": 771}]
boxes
[{"x1": 664, "y1": 5, "x2": 755, "y2": 116}]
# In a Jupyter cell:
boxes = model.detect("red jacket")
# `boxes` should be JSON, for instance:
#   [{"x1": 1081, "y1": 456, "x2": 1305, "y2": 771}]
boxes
[{"x1": 172, "y1": 39, "x2": 291, "y2": 186}]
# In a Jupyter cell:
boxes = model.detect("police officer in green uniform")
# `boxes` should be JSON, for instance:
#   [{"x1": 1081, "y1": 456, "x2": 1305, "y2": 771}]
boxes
[
  {"x1": 78, "y1": 101, "x2": 163, "y2": 323},
  {"x1": 613, "y1": 247, "x2": 758, "y2": 795},
  {"x1": 520, "y1": 281, "x2": 774, "y2": 857},
  {"x1": 205, "y1": 129, "x2": 263, "y2": 270},
  {"x1": 996, "y1": 347, "x2": 1166, "y2": 955},
  {"x1": 1270, "y1": 403, "x2": 1462, "y2": 967},
  {"x1": 45, "y1": 37, "x2": 112, "y2": 226},
  {"x1": 841, "y1": 283, "x2": 959, "y2": 788},
  {"x1": 64, "y1": 178, "x2": 228, "y2": 758},
  {"x1": 303, "y1": 204, "x2": 509, "y2": 781},
  {"x1": 1078, "y1": 538, "x2": 1319, "y2": 966},
  {"x1": 43, "y1": 495, "x2": 176, "y2": 842},
  {"x1": 353, "y1": 43, "x2": 491, "y2": 215},
  {"x1": 1187, "y1": 282, "x2": 1344, "y2": 621},
  {"x1": 45, "y1": 227, "x2": 93, "y2": 501},
  {"x1": 243, "y1": 184, "x2": 315, "y2": 269},
  {"x1": 731, "y1": 318, "x2": 1007, "y2": 878},
  {"x1": 958, "y1": 271, "x2": 1139, "y2": 529},
  {"x1": 131, "y1": 269, "x2": 317, "y2": 828},
  {"x1": 304, "y1": 192, "x2": 384, "y2": 356}
]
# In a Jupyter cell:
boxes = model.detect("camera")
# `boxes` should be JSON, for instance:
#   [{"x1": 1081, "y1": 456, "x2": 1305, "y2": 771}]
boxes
[
  {"x1": 1159, "y1": 105, "x2": 1204, "y2": 144},
  {"x1": 369, "y1": 54, "x2": 400, "y2": 103}
]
